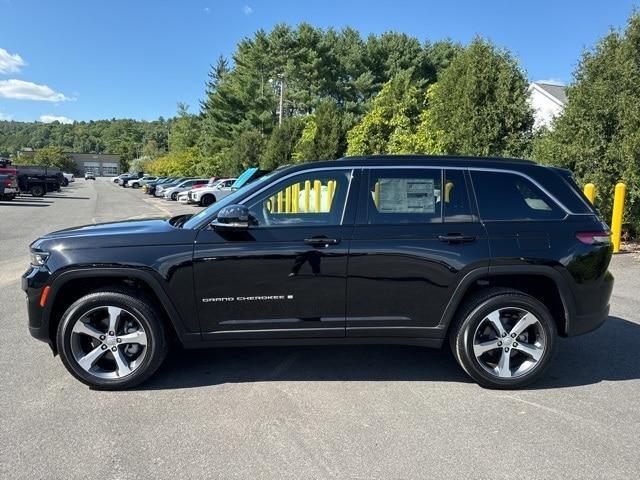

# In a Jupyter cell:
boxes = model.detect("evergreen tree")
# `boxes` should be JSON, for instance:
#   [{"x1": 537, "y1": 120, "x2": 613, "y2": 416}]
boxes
[
  {"x1": 533, "y1": 13, "x2": 640, "y2": 233},
  {"x1": 424, "y1": 37, "x2": 533, "y2": 157}
]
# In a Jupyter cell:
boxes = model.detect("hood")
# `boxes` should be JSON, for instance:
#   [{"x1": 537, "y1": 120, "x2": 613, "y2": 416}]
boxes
[{"x1": 31, "y1": 217, "x2": 197, "y2": 251}]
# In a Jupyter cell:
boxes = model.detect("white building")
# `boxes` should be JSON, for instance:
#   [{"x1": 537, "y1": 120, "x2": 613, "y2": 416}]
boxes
[{"x1": 528, "y1": 82, "x2": 567, "y2": 129}]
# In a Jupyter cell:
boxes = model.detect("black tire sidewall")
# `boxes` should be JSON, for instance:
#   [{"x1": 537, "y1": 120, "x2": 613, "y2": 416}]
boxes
[
  {"x1": 201, "y1": 194, "x2": 214, "y2": 206},
  {"x1": 56, "y1": 291, "x2": 166, "y2": 389},
  {"x1": 31, "y1": 185, "x2": 44, "y2": 197},
  {"x1": 456, "y1": 294, "x2": 556, "y2": 389}
]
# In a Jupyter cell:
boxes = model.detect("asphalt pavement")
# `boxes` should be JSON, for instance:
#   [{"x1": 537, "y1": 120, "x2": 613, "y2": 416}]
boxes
[{"x1": 1, "y1": 178, "x2": 639, "y2": 479}]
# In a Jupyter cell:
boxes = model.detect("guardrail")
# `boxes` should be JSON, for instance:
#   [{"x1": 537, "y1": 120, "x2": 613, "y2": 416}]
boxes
[{"x1": 583, "y1": 182, "x2": 627, "y2": 253}]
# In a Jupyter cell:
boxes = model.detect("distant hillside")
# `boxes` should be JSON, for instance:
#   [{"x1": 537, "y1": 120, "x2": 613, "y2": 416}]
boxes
[{"x1": 0, "y1": 118, "x2": 172, "y2": 168}]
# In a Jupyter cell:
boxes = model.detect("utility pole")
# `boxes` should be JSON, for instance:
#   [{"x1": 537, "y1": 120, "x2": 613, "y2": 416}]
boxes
[{"x1": 278, "y1": 74, "x2": 285, "y2": 126}]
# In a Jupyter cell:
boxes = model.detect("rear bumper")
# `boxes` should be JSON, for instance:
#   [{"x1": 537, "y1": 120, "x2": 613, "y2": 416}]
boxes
[{"x1": 566, "y1": 270, "x2": 614, "y2": 337}]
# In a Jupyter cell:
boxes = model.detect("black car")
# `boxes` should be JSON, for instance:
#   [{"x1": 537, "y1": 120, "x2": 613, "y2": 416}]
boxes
[
  {"x1": 145, "y1": 177, "x2": 175, "y2": 195},
  {"x1": 23, "y1": 155, "x2": 613, "y2": 390}
]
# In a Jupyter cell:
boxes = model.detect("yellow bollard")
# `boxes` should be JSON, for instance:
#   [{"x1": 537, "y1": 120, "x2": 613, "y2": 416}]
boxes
[
  {"x1": 304, "y1": 180, "x2": 310, "y2": 213},
  {"x1": 327, "y1": 180, "x2": 335, "y2": 211},
  {"x1": 611, "y1": 182, "x2": 626, "y2": 253},
  {"x1": 445, "y1": 181, "x2": 454, "y2": 203},
  {"x1": 285, "y1": 186, "x2": 291, "y2": 213},
  {"x1": 277, "y1": 191, "x2": 283, "y2": 213},
  {"x1": 314, "y1": 180, "x2": 321, "y2": 213},
  {"x1": 291, "y1": 183, "x2": 299, "y2": 213},
  {"x1": 584, "y1": 183, "x2": 595, "y2": 204}
]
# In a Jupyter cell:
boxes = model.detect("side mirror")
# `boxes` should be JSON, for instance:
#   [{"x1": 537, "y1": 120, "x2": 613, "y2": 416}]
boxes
[{"x1": 210, "y1": 204, "x2": 250, "y2": 230}]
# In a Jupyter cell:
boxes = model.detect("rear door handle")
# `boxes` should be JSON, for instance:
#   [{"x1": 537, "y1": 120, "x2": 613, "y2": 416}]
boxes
[
  {"x1": 304, "y1": 237, "x2": 340, "y2": 247},
  {"x1": 438, "y1": 234, "x2": 476, "y2": 243}
]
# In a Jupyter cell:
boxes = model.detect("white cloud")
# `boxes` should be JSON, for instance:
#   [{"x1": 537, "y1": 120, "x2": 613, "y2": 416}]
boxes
[
  {"x1": 204, "y1": 7, "x2": 210, "y2": 14},
  {"x1": 39, "y1": 114, "x2": 73, "y2": 124},
  {"x1": 0, "y1": 48, "x2": 25, "y2": 74},
  {"x1": 0, "y1": 111, "x2": 12, "y2": 121},
  {"x1": 0, "y1": 79, "x2": 70, "y2": 102},
  {"x1": 243, "y1": 5, "x2": 253, "y2": 15},
  {"x1": 535, "y1": 78, "x2": 565, "y2": 86}
]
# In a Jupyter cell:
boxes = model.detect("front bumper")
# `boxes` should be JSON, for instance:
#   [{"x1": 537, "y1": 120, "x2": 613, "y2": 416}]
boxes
[{"x1": 21, "y1": 265, "x2": 53, "y2": 345}]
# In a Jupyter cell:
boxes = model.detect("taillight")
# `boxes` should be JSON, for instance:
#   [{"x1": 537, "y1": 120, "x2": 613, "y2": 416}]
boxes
[{"x1": 576, "y1": 231, "x2": 611, "y2": 245}]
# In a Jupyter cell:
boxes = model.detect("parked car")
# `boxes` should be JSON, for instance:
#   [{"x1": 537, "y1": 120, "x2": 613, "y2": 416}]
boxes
[
  {"x1": 162, "y1": 178, "x2": 209, "y2": 201},
  {"x1": 181, "y1": 177, "x2": 237, "y2": 206},
  {"x1": 23, "y1": 155, "x2": 614, "y2": 390},
  {"x1": 144, "y1": 177, "x2": 175, "y2": 195},
  {"x1": 84, "y1": 172, "x2": 96, "y2": 180},
  {"x1": 0, "y1": 173, "x2": 18, "y2": 200},
  {"x1": 117, "y1": 173, "x2": 143, "y2": 186},
  {"x1": 112, "y1": 174, "x2": 127, "y2": 184},
  {"x1": 62, "y1": 173, "x2": 75, "y2": 186},
  {"x1": 127, "y1": 176, "x2": 158, "y2": 189},
  {"x1": 154, "y1": 177, "x2": 191, "y2": 197}
]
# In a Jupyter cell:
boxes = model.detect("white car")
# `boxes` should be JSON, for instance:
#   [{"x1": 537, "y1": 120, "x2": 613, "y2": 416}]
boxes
[
  {"x1": 177, "y1": 178, "x2": 236, "y2": 205},
  {"x1": 128, "y1": 176, "x2": 157, "y2": 189},
  {"x1": 162, "y1": 178, "x2": 209, "y2": 201},
  {"x1": 184, "y1": 177, "x2": 237, "y2": 206},
  {"x1": 62, "y1": 172, "x2": 75, "y2": 185}
]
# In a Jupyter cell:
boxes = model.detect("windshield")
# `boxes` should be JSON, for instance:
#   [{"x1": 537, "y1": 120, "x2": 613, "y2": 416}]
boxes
[{"x1": 183, "y1": 170, "x2": 279, "y2": 229}]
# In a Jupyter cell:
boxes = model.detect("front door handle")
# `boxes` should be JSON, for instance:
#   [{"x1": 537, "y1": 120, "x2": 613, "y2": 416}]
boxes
[
  {"x1": 438, "y1": 234, "x2": 476, "y2": 243},
  {"x1": 304, "y1": 237, "x2": 340, "y2": 247}
]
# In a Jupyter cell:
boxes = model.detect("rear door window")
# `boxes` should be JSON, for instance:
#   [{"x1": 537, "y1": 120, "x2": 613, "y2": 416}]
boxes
[
  {"x1": 366, "y1": 169, "x2": 442, "y2": 224},
  {"x1": 471, "y1": 171, "x2": 565, "y2": 221}
]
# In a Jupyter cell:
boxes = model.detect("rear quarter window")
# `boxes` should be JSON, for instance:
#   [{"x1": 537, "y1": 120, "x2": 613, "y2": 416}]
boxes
[{"x1": 471, "y1": 171, "x2": 565, "y2": 221}]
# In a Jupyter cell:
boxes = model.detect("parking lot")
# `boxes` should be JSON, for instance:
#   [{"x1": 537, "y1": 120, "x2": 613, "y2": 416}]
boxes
[{"x1": 1, "y1": 177, "x2": 640, "y2": 479}]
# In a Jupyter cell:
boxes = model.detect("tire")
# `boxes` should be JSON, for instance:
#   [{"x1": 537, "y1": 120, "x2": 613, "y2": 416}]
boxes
[
  {"x1": 62, "y1": 178, "x2": 69, "y2": 187},
  {"x1": 449, "y1": 288, "x2": 556, "y2": 389},
  {"x1": 30, "y1": 185, "x2": 45, "y2": 197},
  {"x1": 200, "y1": 194, "x2": 215, "y2": 207},
  {"x1": 171, "y1": 192, "x2": 178, "y2": 201},
  {"x1": 132, "y1": 182, "x2": 139, "y2": 189},
  {"x1": 56, "y1": 289, "x2": 168, "y2": 390}
]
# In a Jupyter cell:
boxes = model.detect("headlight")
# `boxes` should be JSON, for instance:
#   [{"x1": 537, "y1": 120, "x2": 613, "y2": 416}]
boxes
[{"x1": 30, "y1": 251, "x2": 50, "y2": 266}]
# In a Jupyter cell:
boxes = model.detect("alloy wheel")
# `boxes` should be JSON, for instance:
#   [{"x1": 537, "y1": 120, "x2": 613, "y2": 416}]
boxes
[
  {"x1": 472, "y1": 307, "x2": 546, "y2": 379},
  {"x1": 70, "y1": 306, "x2": 148, "y2": 379}
]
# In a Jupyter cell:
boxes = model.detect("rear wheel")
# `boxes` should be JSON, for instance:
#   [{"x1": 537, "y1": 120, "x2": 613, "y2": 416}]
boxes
[
  {"x1": 30, "y1": 185, "x2": 45, "y2": 197},
  {"x1": 449, "y1": 289, "x2": 556, "y2": 389},
  {"x1": 57, "y1": 289, "x2": 168, "y2": 390},
  {"x1": 200, "y1": 194, "x2": 215, "y2": 206},
  {"x1": 171, "y1": 192, "x2": 178, "y2": 201}
]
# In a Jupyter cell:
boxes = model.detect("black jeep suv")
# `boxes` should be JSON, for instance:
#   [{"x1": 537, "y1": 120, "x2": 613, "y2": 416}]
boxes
[{"x1": 23, "y1": 156, "x2": 613, "y2": 390}]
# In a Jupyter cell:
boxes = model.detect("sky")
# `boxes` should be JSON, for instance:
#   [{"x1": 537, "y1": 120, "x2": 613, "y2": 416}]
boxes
[{"x1": 0, "y1": 0, "x2": 637, "y2": 124}]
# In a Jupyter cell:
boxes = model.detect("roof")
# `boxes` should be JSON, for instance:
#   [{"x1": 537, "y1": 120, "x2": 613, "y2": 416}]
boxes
[
  {"x1": 531, "y1": 82, "x2": 567, "y2": 105},
  {"x1": 279, "y1": 155, "x2": 538, "y2": 174}
]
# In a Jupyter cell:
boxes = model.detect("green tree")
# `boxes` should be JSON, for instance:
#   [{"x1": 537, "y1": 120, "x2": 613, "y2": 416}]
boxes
[
  {"x1": 533, "y1": 13, "x2": 640, "y2": 234},
  {"x1": 423, "y1": 37, "x2": 533, "y2": 157},
  {"x1": 30, "y1": 146, "x2": 76, "y2": 172},
  {"x1": 293, "y1": 100, "x2": 345, "y2": 161},
  {"x1": 168, "y1": 103, "x2": 200, "y2": 152},
  {"x1": 346, "y1": 70, "x2": 424, "y2": 155},
  {"x1": 225, "y1": 129, "x2": 265, "y2": 175},
  {"x1": 261, "y1": 117, "x2": 305, "y2": 169}
]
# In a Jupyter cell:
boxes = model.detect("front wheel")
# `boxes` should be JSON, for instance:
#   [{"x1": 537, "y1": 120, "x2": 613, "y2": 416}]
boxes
[
  {"x1": 171, "y1": 192, "x2": 178, "y2": 201},
  {"x1": 449, "y1": 289, "x2": 556, "y2": 389},
  {"x1": 200, "y1": 194, "x2": 215, "y2": 206},
  {"x1": 57, "y1": 289, "x2": 168, "y2": 390}
]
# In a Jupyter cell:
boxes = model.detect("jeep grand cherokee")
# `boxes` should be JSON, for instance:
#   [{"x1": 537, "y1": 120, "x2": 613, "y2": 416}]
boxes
[{"x1": 23, "y1": 155, "x2": 613, "y2": 390}]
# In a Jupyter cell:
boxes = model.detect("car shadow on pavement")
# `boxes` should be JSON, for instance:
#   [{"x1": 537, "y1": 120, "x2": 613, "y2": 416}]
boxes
[
  {"x1": 135, "y1": 315, "x2": 640, "y2": 391},
  {"x1": 0, "y1": 201, "x2": 50, "y2": 207},
  {"x1": 44, "y1": 195, "x2": 91, "y2": 200}
]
